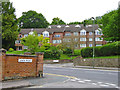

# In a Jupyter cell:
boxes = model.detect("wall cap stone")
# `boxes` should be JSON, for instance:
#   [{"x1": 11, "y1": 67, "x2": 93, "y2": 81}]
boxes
[
  {"x1": 35, "y1": 52, "x2": 44, "y2": 55},
  {"x1": 6, "y1": 54, "x2": 37, "y2": 57}
]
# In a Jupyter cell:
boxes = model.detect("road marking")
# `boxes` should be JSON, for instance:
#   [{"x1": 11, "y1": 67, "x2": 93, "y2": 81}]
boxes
[
  {"x1": 91, "y1": 83, "x2": 97, "y2": 85},
  {"x1": 83, "y1": 80, "x2": 91, "y2": 82},
  {"x1": 78, "y1": 81, "x2": 85, "y2": 83},
  {"x1": 44, "y1": 73, "x2": 77, "y2": 79}
]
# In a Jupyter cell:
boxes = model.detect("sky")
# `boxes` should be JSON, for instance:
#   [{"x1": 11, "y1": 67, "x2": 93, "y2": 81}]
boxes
[{"x1": 10, "y1": 0, "x2": 119, "y2": 24}]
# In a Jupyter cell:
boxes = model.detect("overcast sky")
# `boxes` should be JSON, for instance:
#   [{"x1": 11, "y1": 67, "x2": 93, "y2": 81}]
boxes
[{"x1": 10, "y1": 0, "x2": 119, "y2": 23}]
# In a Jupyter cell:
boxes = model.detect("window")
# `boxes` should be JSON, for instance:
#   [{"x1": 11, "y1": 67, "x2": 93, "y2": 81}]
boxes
[
  {"x1": 54, "y1": 35, "x2": 61, "y2": 37},
  {"x1": 24, "y1": 34, "x2": 28, "y2": 37},
  {"x1": 18, "y1": 46, "x2": 22, "y2": 50},
  {"x1": 52, "y1": 40, "x2": 61, "y2": 43},
  {"x1": 80, "y1": 30, "x2": 86, "y2": 35},
  {"x1": 95, "y1": 30, "x2": 103, "y2": 35},
  {"x1": 89, "y1": 44, "x2": 92, "y2": 47},
  {"x1": 43, "y1": 33, "x2": 49, "y2": 37},
  {"x1": 74, "y1": 38, "x2": 78, "y2": 41},
  {"x1": 95, "y1": 37, "x2": 103, "y2": 41},
  {"x1": 89, "y1": 32, "x2": 92, "y2": 35},
  {"x1": 80, "y1": 38, "x2": 86, "y2": 41},
  {"x1": 80, "y1": 44, "x2": 86, "y2": 47},
  {"x1": 96, "y1": 44, "x2": 102, "y2": 46},
  {"x1": 65, "y1": 33, "x2": 71, "y2": 36},
  {"x1": 89, "y1": 38, "x2": 92, "y2": 41},
  {"x1": 74, "y1": 32, "x2": 78, "y2": 36},
  {"x1": 43, "y1": 31, "x2": 49, "y2": 37},
  {"x1": 15, "y1": 40, "x2": 21, "y2": 44},
  {"x1": 38, "y1": 34, "x2": 41, "y2": 36},
  {"x1": 24, "y1": 46, "x2": 28, "y2": 49},
  {"x1": 63, "y1": 38, "x2": 71, "y2": 42},
  {"x1": 74, "y1": 44, "x2": 78, "y2": 48},
  {"x1": 19, "y1": 35, "x2": 22, "y2": 38}
]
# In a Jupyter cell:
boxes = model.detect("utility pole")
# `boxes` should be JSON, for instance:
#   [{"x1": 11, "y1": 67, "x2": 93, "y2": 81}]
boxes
[{"x1": 91, "y1": 17, "x2": 95, "y2": 68}]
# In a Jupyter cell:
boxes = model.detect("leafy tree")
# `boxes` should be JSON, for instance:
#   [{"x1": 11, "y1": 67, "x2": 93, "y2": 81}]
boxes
[
  {"x1": 2, "y1": 2, "x2": 19, "y2": 49},
  {"x1": 19, "y1": 10, "x2": 49, "y2": 28},
  {"x1": 21, "y1": 31, "x2": 51, "y2": 54},
  {"x1": 51, "y1": 17, "x2": 66, "y2": 25},
  {"x1": 100, "y1": 9, "x2": 120, "y2": 42},
  {"x1": 68, "y1": 21, "x2": 81, "y2": 25}
]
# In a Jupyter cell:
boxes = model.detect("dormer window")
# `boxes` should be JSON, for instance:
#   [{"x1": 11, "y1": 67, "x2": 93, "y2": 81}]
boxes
[
  {"x1": 57, "y1": 25, "x2": 61, "y2": 28},
  {"x1": 42, "y1": 31, "x2": 49, "y2": 37},
  {"x1": 95, "y1": 29, "x2": 103, "y2": 35},
  {"x1": 48, "y1": 26, "x2": 51, "y2": 28},
  {"x1": 75, "y1": 25, "x2": 81, "y2": 28},
  {"x1": 65, "y1": 25, "x2": 69, "y2": 28},
  {"x1": 80, "y1": 29, "x2": 86, "y2": 35}
]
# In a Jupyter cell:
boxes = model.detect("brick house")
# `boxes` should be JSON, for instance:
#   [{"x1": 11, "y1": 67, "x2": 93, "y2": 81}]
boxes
[{"x1": 15, "y1": 24, "x2": 107, "y2": 50}]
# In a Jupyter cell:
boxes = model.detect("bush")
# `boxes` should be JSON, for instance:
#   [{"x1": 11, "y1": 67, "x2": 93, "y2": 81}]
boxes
[
  {"x1": 8, "y1": 48, "x2": 14, "y2": 52},
  {"x1": 74, "y1": 49, "x2": 81, "y2": 55},
  {"x1": 81, "y1": 41, "x2": 120, "y2": 58},
  {"x1": 44, "y1": 46, "x2": 61, "y2": 59},
  {"x1": 63, "y1": 48, "x2": 72, "y2": 55}
]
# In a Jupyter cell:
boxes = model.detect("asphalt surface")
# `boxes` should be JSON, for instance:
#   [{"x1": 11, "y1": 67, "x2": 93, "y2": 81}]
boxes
[{"x1": 43, "y1": 64, "x2": 119, "y2": 88}]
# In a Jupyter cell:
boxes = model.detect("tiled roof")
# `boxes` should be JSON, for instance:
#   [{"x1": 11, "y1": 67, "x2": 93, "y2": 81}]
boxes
[{"x1": 20, "y1": 24, "x2": 100, "y2": 34}]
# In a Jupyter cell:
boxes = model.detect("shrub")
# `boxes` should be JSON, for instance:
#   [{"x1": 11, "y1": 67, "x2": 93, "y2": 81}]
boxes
[
  {"x1": 63, "y1": 48, "x2": 72, "y2": 55},
  {"x1": 44, "y1": 46, "x2": 61, "y2": 59},
  {"x1": 74, "y1": 49, "x2": 81, "y2": 55},
  {"x1": 81, "y1": 41, "x2": 120, "y2": 58},
  {"x1": 8, "y1": 48, "x2": 14, "y2": 52},
  {"x1": 81, "y1": 47, "x2": 93, "y2": 57}
]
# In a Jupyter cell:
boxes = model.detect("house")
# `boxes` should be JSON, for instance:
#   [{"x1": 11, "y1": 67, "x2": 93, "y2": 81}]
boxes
[{"x1": 15, "y1": 24, "x2": 107, "y2": 51}]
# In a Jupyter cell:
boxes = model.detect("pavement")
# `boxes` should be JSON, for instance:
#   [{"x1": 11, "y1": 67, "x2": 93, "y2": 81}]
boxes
[
  {"x1": 44, "y1": 63, "x2": 119, "y2": 70},
  {"x1": 1, "y1": 63, "x2": 119, "y2": 89}
]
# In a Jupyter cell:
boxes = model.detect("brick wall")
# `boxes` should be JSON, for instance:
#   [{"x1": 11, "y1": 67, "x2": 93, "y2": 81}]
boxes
[{"x1": 0, "y1": 50, "x2": 44, "y2": 81}]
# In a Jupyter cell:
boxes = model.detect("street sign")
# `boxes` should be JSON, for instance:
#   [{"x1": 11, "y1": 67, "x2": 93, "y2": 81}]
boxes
[
  {"x1": 18, "y1": 59, "x2": 32, "y2": 62},
  {"x1": 53, "y1": 60, "x2": 59, "y2": 62}
]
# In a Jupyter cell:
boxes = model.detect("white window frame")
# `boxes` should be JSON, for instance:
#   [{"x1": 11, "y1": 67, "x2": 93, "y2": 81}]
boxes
[
  {"x1": 80, "y1": 29, "x2": 86, "y2": 35},
  {"x1": 96, "y1": 44, "x2": 102, "y2": 46},
  {"x1": 54, "y1": 35, "x2": 61, "y2": 37},
  {"x1": 89, "y1": 38, "x2": 92, "y2": 41},
  {"x1": 95, "y1": 37, "x2": 103, "y2": 41},
  {"x1": 80, "y1": 44, "x2": 86, "y2": 47},
  {"x1": 89, "y1": 32, "x2": 92, "y2": 35},
  {"x1": 89, "y1": 44, "x2": 92, "y2": 47},
  {"x1": 24, "y1": 34, "x2": 28, "y2": 37},
  {"x1": 65, "y1": 33, "x2": 71, "y2": 36},
  {"x1": 74, "y1": 32, "x2": 78, "y2": 36},
  {"x1": 80, "y1": 38, "x2": 86, "y2": 41}
]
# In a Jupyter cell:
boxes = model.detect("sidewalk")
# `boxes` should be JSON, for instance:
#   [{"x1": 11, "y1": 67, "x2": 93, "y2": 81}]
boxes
[
  {"x1": 1, "y1": 74, "x2": 68, "y2": 89},
  {"x1": 44, "y1": 63, "x2": 119, "y2": 70}
]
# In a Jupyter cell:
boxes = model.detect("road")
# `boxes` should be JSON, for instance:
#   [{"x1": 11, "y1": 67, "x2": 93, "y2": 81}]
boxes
[{"x1": 43, "y1": 64, "x2": 119, "y2": 88}]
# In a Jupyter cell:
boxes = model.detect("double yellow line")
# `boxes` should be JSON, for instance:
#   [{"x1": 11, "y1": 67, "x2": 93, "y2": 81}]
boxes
[{"x1": 44, "y1": 73, "x2": 77, "y2": 79}]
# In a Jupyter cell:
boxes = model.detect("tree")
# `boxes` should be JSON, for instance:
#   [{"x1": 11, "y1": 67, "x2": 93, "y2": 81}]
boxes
[
  {"x1": 51, "y1": 17, "x2": 66, "y2": 25},
  {"x1": 2, "y1": 2, "x2": 19, "y2": 49},
  {"x1": 21, "y1": 32, "x2": 51, "y2": 54},
  {"x1": 68, "y1": 21, "x2": 81, "y2": 25},
  {"x1": 100, "y1": 9, "x2": 120, "y2": 42},
  {"x1": 18, "y1": 10, "x2": 49, "y2": 28}
]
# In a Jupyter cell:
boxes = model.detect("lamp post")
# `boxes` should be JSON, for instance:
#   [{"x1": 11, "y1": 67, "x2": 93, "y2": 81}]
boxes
[{"x1": 91, "y1": 17, "x2": 95, "y2": 68}]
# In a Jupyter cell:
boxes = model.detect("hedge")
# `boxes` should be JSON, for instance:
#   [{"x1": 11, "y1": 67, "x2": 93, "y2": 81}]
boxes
[
  {"x1": 44, "y1": 46, "x2": 61, "y2": 59},
  {"x1": 81, "y1": 41, "x2": 120, "y2": 58}
]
